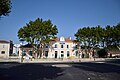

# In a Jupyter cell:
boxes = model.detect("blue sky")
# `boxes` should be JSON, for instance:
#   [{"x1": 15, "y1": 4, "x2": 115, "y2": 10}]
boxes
[{"x1": 0, "y1": 0, "x2": 120, "y2": 43}]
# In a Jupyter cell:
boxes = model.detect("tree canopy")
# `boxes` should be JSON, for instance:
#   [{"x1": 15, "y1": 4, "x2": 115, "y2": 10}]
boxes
[
  {"x1": 18, "y1": 18, "x2": 58, "y2": 58},
  {"x1": 75, "y1": 24, "x2": 120, "y2": 52},
  {"x1": 0, "y1": 0, "x2": 12, "y2": 17}
]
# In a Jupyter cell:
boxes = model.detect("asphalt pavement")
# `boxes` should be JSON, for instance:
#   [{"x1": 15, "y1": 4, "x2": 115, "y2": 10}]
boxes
[{"x1": 0, "y1": 59, "x2": 120, "y2": 80}]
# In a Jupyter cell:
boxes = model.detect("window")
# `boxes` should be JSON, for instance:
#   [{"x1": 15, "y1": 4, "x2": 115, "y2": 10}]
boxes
[
  {"x1": 1, "y1": 51, "x2": 5, "y2": 54},
  {"x1": 61, "y1": 54, "x2": 64, "y2": 58},
  {"x1": 61, "y1": 51, "x2": 64, "y2": 53},
  {"x1": 3, "y1": 45, "x2": 5, "y2": 48},
  {"x1": 55, "y1": 44, "x2": 57, "y2": 48},
  {"x1": 29, "y1": 51, "x2": 32, "y2": 56},
  {"x1": 67, "y1": 51, "x2": 70, "y2": 57},
  {"x1": 67, "y1": 45, "x2": 69, "y2": 48},
  {"x1": 23, "y1": 50, "x2": 26, "y2": 56},
  {"x1": 61, "y1": 51, "x2": 64, "y2": 58},
  {"x1": 75, "y1": 45, "x2": 78, "y2": 48},
  {"x1": 46, "y1": 45, "x2": 48, "y2": 48},
  {"x1": 61, "y1": 44, "x2": 64, "y2": 48}
]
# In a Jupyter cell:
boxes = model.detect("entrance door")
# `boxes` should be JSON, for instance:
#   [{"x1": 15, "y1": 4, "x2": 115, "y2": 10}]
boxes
[
  {"x1": 61, "y1": 51, "x2": 64, "y2": 58},
  {"x1": 55, "y1": 51, "x2": 57, "y2": 58},
  {"x1": 45, "y1": 51, "x2": 48, "y2": 58}
]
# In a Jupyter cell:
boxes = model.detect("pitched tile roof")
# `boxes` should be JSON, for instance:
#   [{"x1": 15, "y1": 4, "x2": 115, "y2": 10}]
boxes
[
  {"x1": 0, "y1": 40, "x2": 9, "y2": 43},
  {"x1": 51, "y1": 38, "x2": 76, "y2": 42},
  {"x1": 51, "y1": 38, "x2": 60, "y2": 41}
]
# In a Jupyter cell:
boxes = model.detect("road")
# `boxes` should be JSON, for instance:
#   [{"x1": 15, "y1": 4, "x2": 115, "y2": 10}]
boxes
[{"x1": 0, "y1": 59, "x2": 120, "y2": 80}]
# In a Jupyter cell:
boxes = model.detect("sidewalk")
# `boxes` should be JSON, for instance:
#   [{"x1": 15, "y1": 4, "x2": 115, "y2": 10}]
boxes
[
  {"x1": 0, "y1": 58, "x2": 119, "y2": 63},
  {"x1": 0, "y1": 58, "x2": 105, "y2": 63}
]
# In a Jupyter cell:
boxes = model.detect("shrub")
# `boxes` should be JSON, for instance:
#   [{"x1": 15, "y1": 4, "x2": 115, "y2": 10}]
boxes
[
  {"x1": 97, "y1": 49, "x2": 108, "y2": 58},
  {"x1": 69, "y1": 56, "x2": 76, "y2": 59},
  {"x1": 84, "y1": 53, "x2": 89, "y2": 58}
]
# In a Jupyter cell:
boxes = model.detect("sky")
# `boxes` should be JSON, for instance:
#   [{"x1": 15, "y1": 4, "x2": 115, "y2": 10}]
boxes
[{"x1": 0, "y1": 0, "x2": 120, "y2": 44}]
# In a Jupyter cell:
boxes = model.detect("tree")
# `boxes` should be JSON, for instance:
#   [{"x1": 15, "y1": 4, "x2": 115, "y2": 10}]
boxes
[
  {"x1": 113, "y1": 24, "x2": 120, "y2": 46},
  {"x1": 0, "y1": 0, "x2": 12, "y2": 17},
  {"x1": 75, "y1": 23, "x2": 120, "y2": 58},
  {"x1": 105, "y1": 24, "x2": 120, "y2": 51},
  {"x1": 18, "y1": 18, "x2": 58, "y2": 58},
  {"x1": 75, "y1": 27, "x2": 92, "y2": 58}
]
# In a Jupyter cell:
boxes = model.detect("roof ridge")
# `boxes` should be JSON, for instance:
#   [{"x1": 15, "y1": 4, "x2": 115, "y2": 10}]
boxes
[{"x1": 0, "y1": 40, "x2": 9, "y2": 43}]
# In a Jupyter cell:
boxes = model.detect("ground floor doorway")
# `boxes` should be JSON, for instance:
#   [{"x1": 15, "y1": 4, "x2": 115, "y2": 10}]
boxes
[{"x1": 55, "y1": 51, "x2": 57, "y2": 58}]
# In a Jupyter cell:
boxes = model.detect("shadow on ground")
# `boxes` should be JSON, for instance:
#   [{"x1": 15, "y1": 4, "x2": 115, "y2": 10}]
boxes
[
  {"x1": 73, "y1": 62, "x2": 120, "y2": 73},
  {"x1": 0, "y1": 62, "x2": 63, "y2": 80}
]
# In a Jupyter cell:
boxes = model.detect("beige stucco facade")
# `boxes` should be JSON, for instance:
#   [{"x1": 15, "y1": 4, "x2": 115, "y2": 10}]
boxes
[
  {"x1": 43, "y1": 37, "x2": 78, "y2": 59},
  {"x1": 0, "y1": 41, "x2": 10, "y2": 59},
  {"x1": 19, "y1": 37, "x2": 79, "y2": 59}
]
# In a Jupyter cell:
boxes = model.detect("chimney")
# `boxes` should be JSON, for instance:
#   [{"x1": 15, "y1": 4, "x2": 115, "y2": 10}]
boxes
[{"x1": 68, "y1": 37, "x2": 72, "y2": 40}]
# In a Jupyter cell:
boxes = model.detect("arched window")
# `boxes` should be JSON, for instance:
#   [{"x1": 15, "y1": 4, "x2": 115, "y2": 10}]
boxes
[
  {"x1": 61, "y1": 44, "x2": 64, "y2": 48},
  {"x1": 55, "y1": 44, "x2": 57, "y2": 48},
  {"x1": 67, "y1": 51, "x2": 70, "y2": 57},
  {"x1": 67, "y1": 45, "x2": 69, "y2": 48}
]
